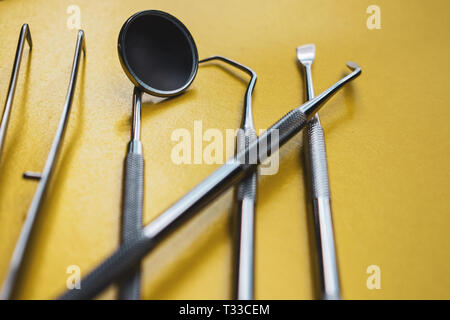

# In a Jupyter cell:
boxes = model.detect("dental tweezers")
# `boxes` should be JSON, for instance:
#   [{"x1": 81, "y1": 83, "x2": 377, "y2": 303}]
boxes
[
  {"x1": 0, "y1": 24, "x2": 32, "y2": 162},
  {"x1": 0, "y1": 30, "x2": 86, "y2": 300}
]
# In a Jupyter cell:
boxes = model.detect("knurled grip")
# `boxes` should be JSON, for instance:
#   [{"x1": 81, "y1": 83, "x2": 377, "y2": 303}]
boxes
[
  {"x1": 236, "y1": 108, "x2": 307, "y2": 197},
  {"x1": 307, "y1": 117, "x2": 330, "y2": 198},
  {"x1": 118, "y1": 152, "x2": 144, "y2": 300},
  {"x1": 237, "y1": 129, "x2": 257, "y2": 201},
  {"x1": 237, "y1": 173, "x2": 257, "y2": 201},
  {"x1": 59, "y1": 234, "x2": 153, "y2": 300},
  {"x1": 266, "y1": 109, "x2": 307, "y2": 156}
]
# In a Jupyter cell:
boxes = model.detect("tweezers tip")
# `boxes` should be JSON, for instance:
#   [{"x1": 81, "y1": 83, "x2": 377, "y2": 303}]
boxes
[
  {"x1": 77, "y1": 30, "x2": 86, "y2": 56},
  {"x1": 21, "y1": 23, "x2": 33, "y2": 49}
]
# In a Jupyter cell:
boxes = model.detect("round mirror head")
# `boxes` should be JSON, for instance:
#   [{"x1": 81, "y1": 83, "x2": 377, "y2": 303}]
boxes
[{"x1": 118, "y1": 10, "x2": 199, "y2": 97}]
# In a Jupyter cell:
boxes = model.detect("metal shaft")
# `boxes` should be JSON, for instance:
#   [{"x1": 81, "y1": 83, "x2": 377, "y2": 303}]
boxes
[
  {"x1": 235, "y1": 128, "x2": 257, "y2": 301},
  {"x1": 130, "y1": 87, "x2": 142, "y2": 152},
  {"x1": 200, "y1": 56, "x2": 258, "y2": 299},
  {"x1": 118, "y1": 87, "x2": 144, "y2": 299},
  {"x1": 303, "y1": 58, "x2": 340, "y2": 300},
  {"x1": 0, "y1": 30, "x2": 86, "y2": 300},
  {"x1": 58, "y1": 63, "x2": 361, "y2": 300},
  {"x1": 0, "y1": 24, "x2": 32, "y2": 162}
]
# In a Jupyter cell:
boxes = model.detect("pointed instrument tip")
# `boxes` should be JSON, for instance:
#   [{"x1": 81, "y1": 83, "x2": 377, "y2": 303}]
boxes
[{"x1": 21, "y1": 24, "x2": 33, "y2": 49}]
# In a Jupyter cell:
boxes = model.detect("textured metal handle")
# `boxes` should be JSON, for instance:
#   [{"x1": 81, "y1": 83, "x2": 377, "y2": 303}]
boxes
[
  {"x1": 306, "y1": 117, "x2": 340, "y2": 300},
  {"x1": 307, "y1": 117, "x2": 330, "y2": 198},
  {"x1": 235, "y1": 129, "x2": 257, "y2": 300},
  {"x1": 118, "y1": 152, "x2": 144, "y2": 300},
  {"x1": 60, "y1": 234, "x2": 153, "y2": 300},
  {"x1": 58, "y1": 109, "x2": 307, "y2": 300},
  {"x1": 237, "y1": 129, "x2": 258, "y2": 201}
]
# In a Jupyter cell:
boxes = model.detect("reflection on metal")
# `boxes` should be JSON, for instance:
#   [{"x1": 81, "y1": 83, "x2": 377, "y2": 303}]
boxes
[
  {"x1": 0, "y1": 24, "x2": 33, "y2": 163},
  {"x1": 297, "y1": 44, "x2": 340, "y2": 300},
  {"x1": 200, "y1": 55, "x2": 258, "y2": 300}
]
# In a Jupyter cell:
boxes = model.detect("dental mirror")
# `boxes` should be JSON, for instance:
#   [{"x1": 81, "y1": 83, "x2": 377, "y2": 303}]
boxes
[
  {"x1": 116, "y1": 10, "x2": 198, "y2": 299},
  {"x1": 118, "y1": 10, "x2": 199, "y2": 96}
]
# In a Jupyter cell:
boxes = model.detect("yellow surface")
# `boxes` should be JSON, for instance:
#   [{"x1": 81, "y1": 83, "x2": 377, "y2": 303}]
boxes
[{"x1": 0, "y1": 0, "x2": 449, "y2": 300}]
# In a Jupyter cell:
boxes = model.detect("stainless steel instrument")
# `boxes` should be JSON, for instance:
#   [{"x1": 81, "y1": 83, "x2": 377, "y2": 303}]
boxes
[
  {"x1": 200, "y1": 56, "x2": 258, "y2": 300},
  {"x1": 118, "y1": 87, "x2": 144, "y2": 300},
  {"x1": 0, "y1": 30, "x2": 86, "y2": 300},
  {"x1": 297, "y1": 44, "x2": 340, "y2": 300},
  {"x1": 0, "y1": 24, "x2": 32, "y2": 162},
  {"x1": 116, "y1": 10, "x2": 199, "y2": 300}
]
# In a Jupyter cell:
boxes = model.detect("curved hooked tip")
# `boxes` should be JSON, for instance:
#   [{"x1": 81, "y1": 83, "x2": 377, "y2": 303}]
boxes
[
  {"x1": 199, "y1": 55, "x2": 257, "y2": 80},
  {"x1": 199, "y1": 55, "x2": 257, "y2": 128},
  {"x1": 346, "y1": 61, "x2": 362, "y2": 74},
  {"x1": 298, "y1": 61, "x2": 362, "y2": 118}
]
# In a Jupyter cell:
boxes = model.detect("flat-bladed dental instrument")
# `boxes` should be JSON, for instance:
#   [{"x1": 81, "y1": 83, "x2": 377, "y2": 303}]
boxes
[{"x1": 297, "y1": 44, "x2": 340, "y2": 300}]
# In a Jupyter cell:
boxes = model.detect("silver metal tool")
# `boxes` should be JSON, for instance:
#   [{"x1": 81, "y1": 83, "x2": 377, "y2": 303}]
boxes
[
  {"x1": 297, "y1": 44, "x2": 340, "y2": 300},
  {"x1": 0, "y1": 24, "x2": 32, "y2": 162},
  {"x1": 116, "y1": 10, "x2": 199, "y2": 299},
  {"x1": 118, "y1": 87, "x2": 144, "y2": 300},
  {"x1": 0, "y1": 30, "x2": 86, "y2": 300},
  {"x1": 199, "y1": 56, "x2": 258, "y2": 300},
  {"x1": 59, "y1": 62, "x2": 361, "y2": 300}
]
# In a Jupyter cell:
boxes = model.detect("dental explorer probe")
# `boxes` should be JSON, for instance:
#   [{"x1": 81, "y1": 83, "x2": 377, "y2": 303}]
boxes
[
  {"x1": 297, "y1": 44, "x2": 340, "y2": 300},
  {"x1": 199, "y1": 56, "x2": 258, "y2": 300},
  {"x1": 59, "y1": 62, "x2": 361, "y2": 300}
]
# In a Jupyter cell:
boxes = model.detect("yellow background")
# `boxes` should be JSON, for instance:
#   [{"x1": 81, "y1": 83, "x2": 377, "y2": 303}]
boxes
[{"x1": 0, "y1": 0, "x2": 449, "y2": 299}]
